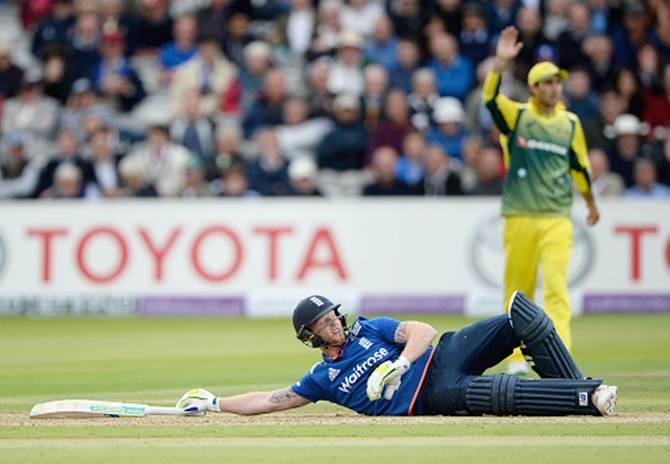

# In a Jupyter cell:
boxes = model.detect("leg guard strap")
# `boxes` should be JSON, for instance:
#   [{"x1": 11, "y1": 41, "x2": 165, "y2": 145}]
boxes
[
  {"x1": 508, "y1": 291, "x2": 583, "y2": 379},
  {"x1": 466, "y1": 375, "x2": 602, "y2": 416}
]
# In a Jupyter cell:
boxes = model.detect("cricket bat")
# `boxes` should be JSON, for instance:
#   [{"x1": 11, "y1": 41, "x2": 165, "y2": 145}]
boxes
[{"x1": 30, "y1": 399, "x2": 200, "y2": 418}]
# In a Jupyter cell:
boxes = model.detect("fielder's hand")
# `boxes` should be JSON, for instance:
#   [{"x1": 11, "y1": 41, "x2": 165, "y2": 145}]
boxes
[
  {"x1": 176, "y1": 388, "x2": 221, "y2": 414},
  {"x1": 366, "y1": 356, "x2": 411, "y2": 401}
]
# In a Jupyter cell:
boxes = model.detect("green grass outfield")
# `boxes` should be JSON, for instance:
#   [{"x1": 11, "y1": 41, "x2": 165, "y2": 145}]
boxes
[{"x1": 1, "y1": 314, "x2": 669, "y2": 463}]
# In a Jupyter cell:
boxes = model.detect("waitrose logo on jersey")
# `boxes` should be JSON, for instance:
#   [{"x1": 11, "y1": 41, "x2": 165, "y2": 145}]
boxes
[
  {"x1": 337, "y1": 347, "x2": 389, "y2": 394},
  {"x1": 517, "y1": 135, "x2": 568, "y2": 156}
]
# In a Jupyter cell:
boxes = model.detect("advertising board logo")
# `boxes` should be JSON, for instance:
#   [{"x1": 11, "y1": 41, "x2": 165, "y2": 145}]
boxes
[{"x1": 468, "y1": 216, "x2": 594, "y2": 288}]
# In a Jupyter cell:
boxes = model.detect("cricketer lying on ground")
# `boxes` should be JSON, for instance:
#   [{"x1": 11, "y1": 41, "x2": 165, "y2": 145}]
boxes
[{"x1": 176, "y1": 292, "x2": 618, "y2": 417}]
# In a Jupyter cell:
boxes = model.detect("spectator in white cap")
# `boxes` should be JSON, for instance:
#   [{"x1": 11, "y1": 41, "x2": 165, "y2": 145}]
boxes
[
  {"x1": 288, "y1": 157, "x2": 323, "y2": 196},
  {"x1": 327, "y1": 30, "x2": 365, "y2": 96},
  {"x1": 427, "y1": 96, "x2": 469, "y2": 162},
  {"x1": 608, "y1": 113, "x2": 650, "y2": 187}
]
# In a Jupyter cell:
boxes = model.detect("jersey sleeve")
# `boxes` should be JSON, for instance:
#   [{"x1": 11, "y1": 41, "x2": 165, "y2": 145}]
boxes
[
  {"x1": 290, "y1": 364, "x2": 328, "y2": 403},
  {"x1": 482, "y1": 71, "x2": 523, "y2": 135},
  {"x1": 364, "y1": 316, "x2": 401, "y2": 344},
  {"x1": 568, "y1": 116, "x2": 593, "y2": 194}
]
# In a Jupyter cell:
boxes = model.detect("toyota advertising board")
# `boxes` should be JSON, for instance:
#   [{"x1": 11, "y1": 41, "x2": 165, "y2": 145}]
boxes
[{"x1": 0, "y1": 199, "x2": 668, "y2": 316}]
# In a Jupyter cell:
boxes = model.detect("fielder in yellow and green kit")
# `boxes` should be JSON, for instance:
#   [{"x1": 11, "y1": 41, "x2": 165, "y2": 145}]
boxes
[{"x1": 483, "y1": 27, "x2": 600, "y2": 376}]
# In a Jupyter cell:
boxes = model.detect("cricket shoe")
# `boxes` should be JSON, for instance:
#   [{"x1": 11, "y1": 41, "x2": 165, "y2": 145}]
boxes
[
  {"x1": 505, "y1": 361, "x2": 531, "y2": 377},
  {"x1": 592, "y1": 384, "x2": 618, "y2": 416}
]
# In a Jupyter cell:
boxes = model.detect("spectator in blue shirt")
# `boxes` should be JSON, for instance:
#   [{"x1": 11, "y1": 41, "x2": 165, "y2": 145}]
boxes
[
  {"x1": 427, "y1": 97, "x2": 469, "y2": 162},
  {"x1": 31, "y1": 0, "x2": 76, "y2": 57},
  {"x1": 363, "y1": 15, "x2": 399, "y2": 71},
  {"x1": 158, "y1": 15, "x2": 198, "y2": 85},
  {"x1": 459, "y1": 2, "x2": 492, "y2": 67},
  {"x1": 624, "y1": 157, "x2": 670, "y2": 198},
  {"x1": 428, "y1": 33, "x2": 474, "y2": 101}
]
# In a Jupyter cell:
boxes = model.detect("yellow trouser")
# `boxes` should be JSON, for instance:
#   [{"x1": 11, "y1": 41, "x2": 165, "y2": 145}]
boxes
[{"x1": 503, "y1": 216, "x2": 573, "y2": 364}]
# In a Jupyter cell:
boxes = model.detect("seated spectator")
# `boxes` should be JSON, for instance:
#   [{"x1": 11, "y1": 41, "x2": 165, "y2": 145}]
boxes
[
  {"x1": 583, "y1": 34, "x2": 617, "y2": 93},
  {"x1": 583, "y1": 89, "x2": 624, "y2": 152},
  {"x1": 366, "y1": 89, "x2": 411, "y2": 163},
  {"x1": 459, "y1": 2, "x2": 491, "y2": 68},
  {"x1": 486, "y1": 0, "x2": 519, "y2": 36},
  {"x1": 99, "y1": 0, "x2": 140, "y2": 56},
  {"x1": 41, "y1": 163, "x2": 84, "y2": 199},
  {"x1": 32, "y1": 129, "x2": 98, "y2": 198},
  {"x1": 118, "y1": 155, "x2": 159, "y2": 198},
  {"x1": 91, "y1": 30, "x2": 146, "y2": 112},
  {"x1": 328, "y1": 30, "x2": 365, "y2": 96},
  {"x1": 612, "y1": 2, "x2": 651, "y2": 70},
  {"x1": 589, "y1": 147, "x2": 625, "y2": 198},
  {"x1": 637, "y1": 43, "x2": 662, "y2": 97},
  {"x1": 60, "y1": 78, "x2": 115, "y2": 142},
  {"x1": 212, "y1": 124, "x2": 246, "y2": 182},
  {"x1": 317, "y1": 93, "x2": 367, "y2": 171},
  {"x1": 220, "y1": 165, "x2": 258, "y2": 197},
  {"x1": 41, "y1": 47, "x2": 74, "y2": 105},
  {"x1": 341, "y1": 0, "x2": 384, "y2": 38},
  {"x1": 615, "y1": 68, "x2": 645, "y2": 118},
  {"x1": 305, "y1": 59, "x2": 333, "y2": 117},
  {"x1": 67, "y1": 12, "x2": 101, "y2": 83},
  {"x1": 170, "y1": 90, "x2": 216, "y2": 162},
  {"x1": 363, "y1": 15, "x2": 399, "y2": 71},
  {"x1": 136, "y1": 0, "x2": 173, "y2": 54},
  {"x1": 158, "y1": 15, "x2": 198, "y2": 84},
  {"x1": 427, "y1": 97, "x2": 468, "y2": 162},
  {"x1": 246, "y1": 129, "x2": 290, "y2": 196},
  {"x1": 0, "y1": 42, "x2": 25, "y2": 100},
  {"x1": 124, "y1": 124, "x2": 190, "y2": 197},
  {"x1": 19, "y1": 0, "x2": 53, "y2": 31},
  {"x1": 557, "y1": 2, "x2": 591, "y2": 70},
  {"x1": 395, "y1": 130, "x2": 426, "y2": 187},
  {"x1": 428, "y1": 33, "x2": 474, "y2": 101},
  {"x1": 309, "y1": 0, "x2": 343, "y2": 59},
  {"x1": 222, "y1": 13, "x2": 254, "y2": 68},
  {"x1": 2, "y1": 71, "x2": 60, "y2": 159},
  {"x1": 243, "y1": 69, "x2": 287, "y2": 137},
  {"x1": 0, "y1": 133, "x2": 41, "y2": 199},
  {"x1": 643, "y1": 62, "x2": 670, "y2": 138},
  {"x1": 171, "y1": 36, "x2": 240, "y2": 117},
  {"x1": 361, "y1": 64, "x2": 389, "y2": 128},
  {"x1": 282, "y1": 0, "x2": 316, "y2": 57},
  {"x1": 543, "y1": 0, "x2": 569, "y2": 40},
  {"x1": 288, "y1": 157, "x2": 323, "y2": 196},
  {"x1": 196, "y1": 0, "x2": 248, "y2": 47},
  {"x1": 276, "y1": 96, "x2": 333, "y2": 161},
  {"x1": 608, "y1": 114, "x2": 648, "y2": 187},
  {"x1": 513, "y1": 6, "x2": 551, "y2": 83},
  {"x1": 239, "y1": 41, "x2": 272, "y2": 113},
  {"x1": 31, "y1": 0, "x2": 76, "y2": 57},
  {"x1": 565, "y1": 68, "x2": 600, "y2": 123},
  {"x1": 88, "y1": 127, "x2": 123, "y2": 198},
  {"x1": 407, "y1": 68, "x2": 439, "y2": 132},
  {"x1": 363, "y1": 146, "x2": 412, "y2": 196},
  {"x1": 470, "y1": 145, "x2": 503, "y2": 196},
  {"x1": 180, "y1": 157, "x2": 212, "y2": 198},
  {"x1": 624, "y1": 157, "x2": 670, "y2": 198},
  {"x1": 416, "y1": 144, "x2": 463, "y2": 196},
  {"x1": 388, "y1": 38, "x2": 420, "y2": 93}
]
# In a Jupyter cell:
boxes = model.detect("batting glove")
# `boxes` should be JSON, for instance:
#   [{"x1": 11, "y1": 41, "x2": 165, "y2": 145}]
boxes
[
  {"x1": 176, "y1": 388, "x2": 221, "y2": 414},
  {"x1": 366, "y1": 356, "x2": 411, "y2": 401}
]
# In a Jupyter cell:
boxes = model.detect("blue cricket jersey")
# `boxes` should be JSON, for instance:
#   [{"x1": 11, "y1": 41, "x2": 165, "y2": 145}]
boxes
[{"x1": 291, "y1": 316, "x2": 434, "y2": 416}]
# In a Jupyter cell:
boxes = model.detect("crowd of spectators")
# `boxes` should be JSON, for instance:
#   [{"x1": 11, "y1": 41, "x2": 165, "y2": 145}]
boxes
[{"x1": 1, "y1": 0, "x2": 669, "y2": 200}]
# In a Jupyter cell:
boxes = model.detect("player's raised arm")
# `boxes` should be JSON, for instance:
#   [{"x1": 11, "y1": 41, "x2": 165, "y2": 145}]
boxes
[
  {"x1": 482, "y1": 26, "x2": 524, "y2": 135},
  {"x1": 176, "y1": 387, "x2": 310, "y2": 416}
]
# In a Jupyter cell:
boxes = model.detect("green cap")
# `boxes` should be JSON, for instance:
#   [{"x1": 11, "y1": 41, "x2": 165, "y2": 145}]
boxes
[{"x1": 527, "y1": 61, "x2": 568, "y2": 86}]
